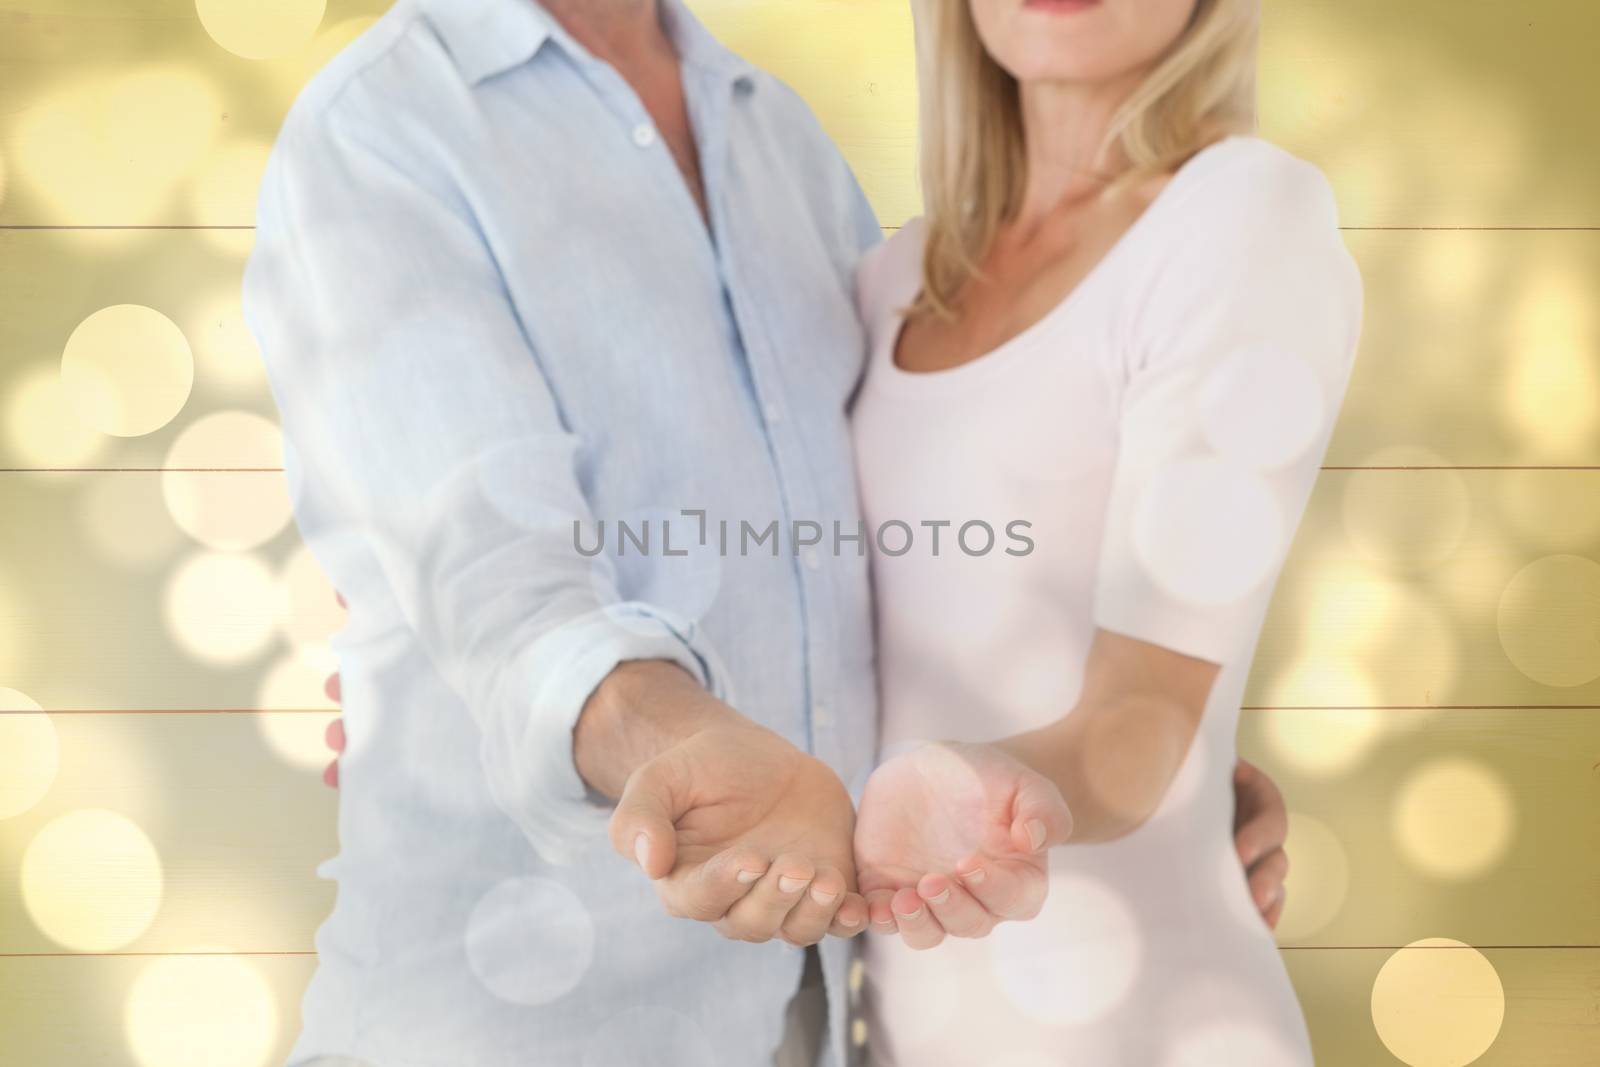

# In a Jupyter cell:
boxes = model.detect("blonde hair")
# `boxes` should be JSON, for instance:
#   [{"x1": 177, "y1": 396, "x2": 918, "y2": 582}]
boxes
[{"x1": 911, "y1": 0, "x2": 1260, "y2": 318}]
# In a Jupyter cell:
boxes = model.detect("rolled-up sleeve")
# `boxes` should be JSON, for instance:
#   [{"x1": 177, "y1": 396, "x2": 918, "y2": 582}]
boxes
[
  {"x1": 1090, "y1": 150, "x2": 1365, "y2": 666},
  {"x1": 242, "y1": 102, "x2": 727, "y2": 865}
]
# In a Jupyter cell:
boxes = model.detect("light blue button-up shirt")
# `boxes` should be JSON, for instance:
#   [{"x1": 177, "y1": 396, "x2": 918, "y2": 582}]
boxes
[{"x1": 241, "y1": 1, "x2": 883, "y2": 1064}]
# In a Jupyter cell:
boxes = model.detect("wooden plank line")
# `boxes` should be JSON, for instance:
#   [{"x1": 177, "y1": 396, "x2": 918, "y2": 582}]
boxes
[
  {"x1": 5, "y1": 945, "x2": 1595, "y2": 960},
  {"x1": 0, "y1": 950, "x2": 317, "y2": 958},
  {"x1": 3, "y1": 224, "x2": 1599, "y2": 232},
  {"x1": 7, "y1": 465, "x2": 1600, "y2": 474},
  {"x1": 0, "y1": 708, "x2": 336, "y2": 715},
  {"x1": 0, "y1": 468, "x2": 286, "y2": 473},
  {"x1": 6, "y1": 705, "x2": 1599, "y2": 716}
]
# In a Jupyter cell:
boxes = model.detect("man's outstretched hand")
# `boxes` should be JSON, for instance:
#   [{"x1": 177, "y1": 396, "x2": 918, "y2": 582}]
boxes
[
  {"x1": 609, "y1": 715, "x2": 868, "y2": 945},
  {"x1": 1233, "y1": 756, "x2": 1290, "y2": 929},
  {"x1": 851, "y1": 740, "x2": 1073, "y2": 950}
]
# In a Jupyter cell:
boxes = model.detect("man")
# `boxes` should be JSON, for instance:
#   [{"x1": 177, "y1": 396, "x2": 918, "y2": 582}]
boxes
[{"x1": 244, "y1": 0, "x2": 1291, "y2": 1064}]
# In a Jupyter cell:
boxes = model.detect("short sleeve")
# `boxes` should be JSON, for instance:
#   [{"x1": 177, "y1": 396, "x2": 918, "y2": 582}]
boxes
[{"x1": 1090, "y1": 147, "x2": 1364, "y2": 666}]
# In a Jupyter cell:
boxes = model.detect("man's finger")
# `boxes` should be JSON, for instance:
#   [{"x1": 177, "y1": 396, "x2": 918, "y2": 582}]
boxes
[
  {"x1": 324, "y1": 671, "x2": 342, "y2": 704},
  {"x1": 716, "y1": 852, "x2": 814, "y2": 942},
  {"x1": 323, "y1": 759, "x2": 339, "y2": 789},
  {"x1": 1263, "y1": 885, "x2": 1287, "y2": 930},
  {"x1": 657, "y1": 845, "x2": 768, "y2": 922},
  {"x1": 609, "y1": 755, "x2": 688, "y2": 879},
  {"x1": 827, "y1": 891, "x2": 869, "y2": 938},
  {"x1": 325, "y1": 717, "x2": 345, "y2": 753},
  {"x1": 779, "y1": 865, "x2": 847, "y2": 946},
  {"x1": 1247, "y1": 847, "x2": 1289, "y2": 920},
  {"x1": 1232, "y1": 757, "x2": 1287, "y2": 868}
]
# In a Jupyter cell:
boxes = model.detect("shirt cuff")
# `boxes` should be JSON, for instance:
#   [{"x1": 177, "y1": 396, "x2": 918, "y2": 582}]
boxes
[{"x1": 479, "y1": 603, "x2": 729, "y2": 866}]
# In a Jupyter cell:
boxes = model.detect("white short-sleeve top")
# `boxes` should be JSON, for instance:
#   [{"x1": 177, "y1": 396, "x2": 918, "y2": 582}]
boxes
[{"x1": 848, "y1": 133, "x2": 1364, "y2": 1066}]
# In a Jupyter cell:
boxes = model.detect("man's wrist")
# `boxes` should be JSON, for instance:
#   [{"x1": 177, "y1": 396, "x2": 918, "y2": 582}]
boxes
[{"x1": 573, "y1": 658, "x2": 749, "y2": 800}]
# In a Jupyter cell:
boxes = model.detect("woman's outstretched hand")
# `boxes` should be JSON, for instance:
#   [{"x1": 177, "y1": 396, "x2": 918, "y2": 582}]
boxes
[{"x1": 852, "y1": 740, "x2": 1073, "y2": 950}]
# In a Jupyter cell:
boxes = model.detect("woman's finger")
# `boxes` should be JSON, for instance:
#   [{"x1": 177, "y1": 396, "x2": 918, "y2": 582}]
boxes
[
  {"x1": 865, "y1": 889, "x2": 899, "y2": 935},
  {"x1": 1008, "y1": 773, "x2": 1073, "y2": 855},
  {"x1": 954, "y1": 856, "x2": 1021, "y2": 918},
  {"x1": 891, "y1": 886, "x2": 945, "y2": 950},
  {"x1": 917, "y1": 873, "x2": 992, "y2": 938}
]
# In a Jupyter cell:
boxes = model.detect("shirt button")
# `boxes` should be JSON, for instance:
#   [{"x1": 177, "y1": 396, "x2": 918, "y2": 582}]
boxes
[
  {"x1": 813, "y1": 701, "x2": 832, "y2": 727},
  {"x1": 763, "y1": 401, "x2": 782, "y2": 424},
  {"x1": 631, "y1": 123, "x2": 657, "y2": 148},
  {"x1": 802, "y1": 547, "x2": 820, "y2": 571}
]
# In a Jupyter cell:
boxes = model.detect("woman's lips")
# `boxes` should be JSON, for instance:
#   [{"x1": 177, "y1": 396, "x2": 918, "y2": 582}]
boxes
[{"x1": 1023, "y1": 0, "x2": 1101, "y2": 12}]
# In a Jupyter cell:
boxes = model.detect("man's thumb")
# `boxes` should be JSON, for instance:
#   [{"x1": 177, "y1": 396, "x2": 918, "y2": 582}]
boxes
[{"x1": 609, "y1": 756, "x2": 686, "y2": 880}]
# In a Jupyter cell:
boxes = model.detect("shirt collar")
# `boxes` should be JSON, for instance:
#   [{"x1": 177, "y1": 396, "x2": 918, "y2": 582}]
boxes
[{"x1": 421, "y1": 0, "x2": 758, "y2": 93}]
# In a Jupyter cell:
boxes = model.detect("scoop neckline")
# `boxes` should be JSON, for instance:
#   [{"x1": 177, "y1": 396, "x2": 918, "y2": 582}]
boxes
[{"x1": 873, "y1": 133, "x2": 1253, "y2": 391}]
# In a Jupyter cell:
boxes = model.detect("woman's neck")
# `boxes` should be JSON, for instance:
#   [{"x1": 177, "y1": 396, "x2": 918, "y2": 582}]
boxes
[{"x1": 1014, "y1": 70, "x2": 1145, "y2": 231}]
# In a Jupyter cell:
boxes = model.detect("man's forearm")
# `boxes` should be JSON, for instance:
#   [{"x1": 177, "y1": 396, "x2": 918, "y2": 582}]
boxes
[
  {"x1": 999, "y1": 694, "x2": 1199, "y2": 845},
  {"x1": 573, "y1": 659, "x2": 753, "y2": 800}
]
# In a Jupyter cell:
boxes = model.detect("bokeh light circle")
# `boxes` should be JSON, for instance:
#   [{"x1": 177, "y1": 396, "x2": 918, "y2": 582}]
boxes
[
  {"x1": 21, "y1": 808, "x2": 163, "y2": 950},
  {"x1": 15, "y1": 67, "x2": 223, "y2": 228},
  {"x1": 183, "y1": 290, "x2": 266, "y2": 390},
  {"x1": 1275, "y1": 812, "x2": 1349, "y2": 941},
  {"x1": 1496, "y1": 554, "x2": 1600, "y2": 688},
  {"x1": 1263, "y1": 705, "x2": 1385, "y2": 779},
  {"x1": 125, "y1": 951, "x2": 277, "y2": 1067},
  {"x1": 162, "y1": 411, "x2": 293, "y2": 550},
  {"x1": 60, "y1": 304, "x2": 194, "y2": 437},
  {"x1": 186, "y1": 137, "x2": 272, "y2": 254},
  {"x1": 1371, "y1": 939, "x2": 1504, "y2": 1067},
  {"x1": 465, "y1": 877, "x2": 596, "y2": 1005},
  {"x1": 988, "y1": 873, "x2": 1140, "y2": 1025},
  {"x1": 256, "y1": 648, "x2": 340, "y2": 770},
  {"x1": 1393, "y1": 758, "x2": 1514, "y2": 880},
  {"x1": 163, "y1": 551, "x2": 279, "y2": 664},
  {"x1": 1132, "y1": 456, "x2": 1282, "y2": 606},
  {"x1": 0, "y1": 688, "x2": 58, "y2": 819},
  {"x1": 275, "y1": 544, "x2": 347, "y2": 648},
  {"x1": 6, "y1": 363, "x2": 106, "y2": 468},
  {"x1": 195, "y1": 0, "x2": 327, "y2": 60},
  {"x1": 1198, "y1": 342, "x2": 1326, "y2": 470},
  {"x1": 1340, "y1": 446, "x2": 1471, "y2": 573}
]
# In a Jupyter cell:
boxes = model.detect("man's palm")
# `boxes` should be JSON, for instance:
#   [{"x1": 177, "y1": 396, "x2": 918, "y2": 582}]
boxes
[{"x1": 667, "y1": 731, "x2": 857, "y2": 878}]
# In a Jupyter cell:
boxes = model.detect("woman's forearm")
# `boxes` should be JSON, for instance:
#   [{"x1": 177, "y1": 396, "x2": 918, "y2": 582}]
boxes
[{"x1": 997, "y1": 694, "x2": 1201, "y2": 845}]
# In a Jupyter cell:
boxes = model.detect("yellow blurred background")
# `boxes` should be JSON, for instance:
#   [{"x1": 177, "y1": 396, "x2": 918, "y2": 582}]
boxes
[{"x1": 1, "y1": 1, "x2": 1597, "y2": 1064}]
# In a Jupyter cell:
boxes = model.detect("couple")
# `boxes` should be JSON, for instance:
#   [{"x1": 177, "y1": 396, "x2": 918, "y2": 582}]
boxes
[{"x1": 243, "y1": 0, "x2": 1362, "y2": 1064}]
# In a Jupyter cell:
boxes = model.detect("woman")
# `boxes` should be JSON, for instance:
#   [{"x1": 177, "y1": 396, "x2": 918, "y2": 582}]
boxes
[{"x1": 847, "y1": 0, "x2": 1362, "y2": 1063}]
